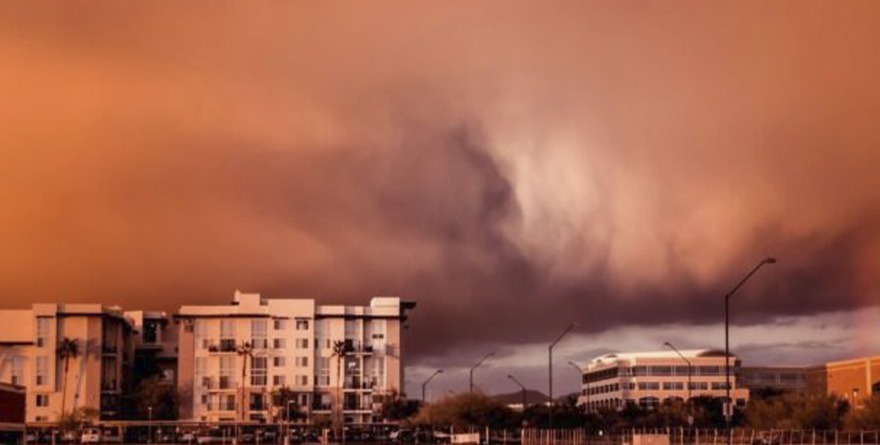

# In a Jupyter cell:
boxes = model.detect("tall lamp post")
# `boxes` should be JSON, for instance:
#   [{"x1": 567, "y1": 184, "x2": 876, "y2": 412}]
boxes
[
  {"x1": 469, "y1": 352, "x2": 495, "y2": 393},
  {"x1": 663, "y1": 342, "x2": 692, "y2": 401},
  {"x1": 422, "y1": 369, "x2": 443, "y2": 403},
  {"x1": 567, "y1": 361, "x2": 582, "y2": 377},
  {"x1": 548, "y1": 322, "x2": 577, "y2": 429},
  {"x1": 147, "y1": 406, "x2": 153, "y2": 445},
  {"x1": 724, "y1": 257, "x2": 776, "y2": 439},
  {"x1": 507, "y1": 375, "x2": 528, "y2": 411}
]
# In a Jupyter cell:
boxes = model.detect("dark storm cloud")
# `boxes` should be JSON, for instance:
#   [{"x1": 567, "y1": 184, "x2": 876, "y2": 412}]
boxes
[{"x1": 1, "y1": 1, "x2": 879, "y2": 366}]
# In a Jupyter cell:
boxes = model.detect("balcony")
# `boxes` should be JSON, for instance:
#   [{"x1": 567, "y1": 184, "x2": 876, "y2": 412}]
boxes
[
  {"x1": 342, "y1": 340, "x2": 374, "y2": 355},
  {"x1": 218, "y1": 376, "x2": 236, "y2": 390}
]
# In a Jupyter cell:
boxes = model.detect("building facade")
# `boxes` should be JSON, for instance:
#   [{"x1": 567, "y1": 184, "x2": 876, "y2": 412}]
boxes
[
  {"x1": 0, "y1": 304, "x2": 135, "y2": 422},
  {"x1": 175, "y1": 291, "x2": 414, "y2": 424},
  {"x1": 806, "y1": 355, "x2": 880, "y2": 409},
  {"x1": 0, "y1": 382, "x2": 26, "y2": 445},
  {"x1": 577, "y1": 350, "x2": 749, "y2": 412},
  {"x1": 125, "y1": 311, "x2": 178, "y2": 389},
  {"x1": 737, "y1": 366, "x2": 807, "y2": 393}
]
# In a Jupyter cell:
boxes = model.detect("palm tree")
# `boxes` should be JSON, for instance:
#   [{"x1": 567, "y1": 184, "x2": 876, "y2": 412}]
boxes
[
  {"x1": 56, "y1": 337, "x2": 80, "y2": 417},
  {"x1": 331, "y1": 340, "x2": 347, "y2": 434},
  {"x1": 236, "y1": 341, "x2": 254, "y2": 439}
]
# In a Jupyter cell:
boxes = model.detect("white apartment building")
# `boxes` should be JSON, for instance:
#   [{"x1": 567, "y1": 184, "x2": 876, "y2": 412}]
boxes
[
  {"x1": 0, "y1": 304, "x2": 135, "y2": 422},
  {"x1": 175, "y1": 291, "x2": 414, "y2": 425},
  {"x1": 577, "y1": 349, "x2": 749, "y2": 412}
]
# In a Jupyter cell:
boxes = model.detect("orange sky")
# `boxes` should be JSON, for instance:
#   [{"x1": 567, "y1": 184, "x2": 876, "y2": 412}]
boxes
[{"x1": 1, "y1": 2, "x2": 879, "y2": 371}]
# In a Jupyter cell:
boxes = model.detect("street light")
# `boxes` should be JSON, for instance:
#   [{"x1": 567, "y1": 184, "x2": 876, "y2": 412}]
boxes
[
  {"x1": 147, "y1": 406, "x2": 153, "y2": 445},
  {"x1": 507, "y1": 375, "x2": 528, "y2": 411},
  {"x1": 567, "y1": 361, "x2": 582, "y2": 376},
  {"x1": 422, "y1": 369, "x2": 443, "y2": 403},
  {"x1": 469, "y1": 352, "x2": 495, "y2": 393},
  {"x1": 724, "y1": 257, "x2": 776, "y2": 437},
  {"x1": 663, "y1": 342, "x2": 693, "y2": 402},
  {"x1": 548, "y1": 322, "x2": 577, "y2": 429}
]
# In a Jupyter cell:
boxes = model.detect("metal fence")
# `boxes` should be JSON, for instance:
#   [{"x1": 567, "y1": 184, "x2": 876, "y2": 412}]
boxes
[{"x1": 520, "y1": 429, "x2": 880, "y2": 445}]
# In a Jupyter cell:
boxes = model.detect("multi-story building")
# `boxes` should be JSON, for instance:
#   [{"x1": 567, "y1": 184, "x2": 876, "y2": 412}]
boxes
[
  {"x1": 737, "y1": 366, "x2": 807, "y2": 394},
  {"x1": 125, "y1": 311, "x2": 178, "y2": 388},
  {"x1": 806, "y1": 355, "x2": 880, "y2": 409},
  {"x1": 576, "y1": 349, "x2": 749, "y2": 412},
  {"x1": 175, "y1": 291, "x2": 414, "y2": 425},
  {"x1": 0, "y1": 304, "x2": 135, "y2": 422},
  {"x1": 0, "y1": 382, "x2": 25, "y2": 445}
]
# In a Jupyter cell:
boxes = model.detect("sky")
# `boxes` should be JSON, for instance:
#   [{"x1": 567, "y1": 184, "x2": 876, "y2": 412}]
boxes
[{"x1": 1, "y1": 2, "x2": 879, "y2": 398}]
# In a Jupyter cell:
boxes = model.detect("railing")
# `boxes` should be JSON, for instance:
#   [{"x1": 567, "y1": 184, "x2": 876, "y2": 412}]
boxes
[{"x1": 519, "y1": 429, "x2": 880, "y2": 445}]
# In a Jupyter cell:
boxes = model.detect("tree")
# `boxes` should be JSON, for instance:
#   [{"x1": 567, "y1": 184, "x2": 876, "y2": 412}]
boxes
[
  {"x1": 58, "y1": 407, "x2": 99, "y2": 431},
  {"x1": 376, "y1": 390, "x2": 420, "y2": 422},
  {"x1": 845, "y1": 394, "x2": 880, "y2": 430},
  {"x1": 746, "y1": 392, "x2": 848, "y2": 430},
  {"x1": 331, "y1": 340, "x2": 347, "y2": 432},
  {"x1": 273, "y1": 386, "x2": 306, "y2": 422},
  {"x1": 412, "y1": 392, "x2": 518, "y2": 429},
  {"x1": 56, "y1": 337, "x2": 80, "y2": 417},
  {"x1": 131, "y1": 375, "x2": 179, "y2": 420},
  {"x1": 236, "y1": 341, "x2": 254, "y2": 423}
]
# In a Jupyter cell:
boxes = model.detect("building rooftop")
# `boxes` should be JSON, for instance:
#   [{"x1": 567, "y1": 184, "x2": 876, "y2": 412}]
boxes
[{"x1": 585, "y1": 349, "x2": 733, "y2": 366}]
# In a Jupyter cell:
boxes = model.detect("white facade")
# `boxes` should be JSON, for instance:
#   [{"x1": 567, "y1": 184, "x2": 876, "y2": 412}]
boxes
[
  {"x1": 175, "y1": 291, "x2": 412, "y2": 425},
  {"x1": 576, "y1": 349, "x2": 749, "y2": 412},
  {"x1": 0, "y1": 304, "x2": 134, "y2": 422}
]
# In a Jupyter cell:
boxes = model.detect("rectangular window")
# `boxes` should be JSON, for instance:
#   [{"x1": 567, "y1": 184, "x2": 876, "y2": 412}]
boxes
[
  {"x1": 662, "y1": 382, "x2": 684, "y2": 390},
  {"x1": 200, "y1": 394, "x2": 209, "y2": 406},
  {"x1": 36, "y1": 317, "x2": 51, "y2": 348},
  {"x1": 637, "y1": 382, "x2": 660, "y2": 390},
  {"x1": 296, "y1": 338, "x2": 309, "y2": 349},
  {"x1": 35, "y1": 356, "x2": 48, "y2": 386},
  {"x1": 251, "y1": 320, "x2": 268, "y2": 349},
  {"x1": 698, "y1": 366, "x2": 721, "y2": 376},
  {"x1": 220, "y1": 320, "x2": 236, "y2": 351},
  {"x1": 143, "y1": 320, "x2": 159, "y2": 344},
  {"x1": 274, "y1": 356, "x2": 286, "y2": 367},
  {"x1": 295, "y1": 319, "x2": 309, "y2": 331},
  {"x1": 273, "y1": 319, "x2": 286, "y2": 330},
  {"x1": 689, "y1": 381, "x2": 709, "y2": 390},
  {"x1": 251, "y1": 357, "x2": 268, "y2": 386},
  {"x1": 273, "y1": 338, "x2": 286, "y2": 349},
  {"x1": 10, "y1": 356, "x2": 24, "y2": 386},
  {"x1": 35, "y1": 394, "x2": 49, "y2": 407},
  {"x1": 306, "y1": 375, "x2": 320, "y2": 386},
  {"x1": 219, "y1": 356, "x2": 235, "y2": 389},
  {"x1": 273, "y1": 375, "x2": 286, "y2": 386},
  {"x1": 296, "y1": 356, "x2": 309, "y2": 367},
  {"x1": 195, "y1": 357, "x2": 207, "y2": 376},
  {"x1": 221, "y1": 394, "x2": 236, "y2": 411},
  {"x1": 711, "y1": 381, "x2": 729, "y2": 390}
]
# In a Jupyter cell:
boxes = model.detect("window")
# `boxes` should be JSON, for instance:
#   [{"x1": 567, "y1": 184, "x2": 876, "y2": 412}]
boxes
[
  {"x1": 711, "y1": 382, "x2": 728, "y2": 390},
  {"x1": 219, "y1": 356, "x2": 235, "y2": 389},
  {"x1": 195, "y1": 357, "x2": 207, "y2": 376},
  {"x1": 299, "y1": 375, "x2": 312, "y2": 386},
  {"x1": 698, "y1": 366, "x2": 721, "y2": 376},
  {"x1": 220, "y1": 320, "x2": 236, "y2": 351},
  {"x1": 662, "y1": 382, "x2": 684, "y2": 390},
  {"x1": 143, "y1": 320, "x2": 159, "y2": 344},
  {"x1": 295, "y1": 319, "x2": 309, "y2": 331},
  {"x1": 638, "y1": 382, "x2": 660, "y2": 390},
  {"x1": 651, "y1": 366, "x2": 673, "y2": 376},
  {"x1": 251, "y1": 320, "x2": 268, "y2": 349},
  {"x1": 689, "y1": 381, "x2": 709, "y2": 390},
  {"x1": 273, "y1": 357, "x2": 286, "y2": 367},
  {"x1": 251, "y1": 357, "x2": 268, "y2": 386},
  {"x1": 221, "y1": 394, "x2": 236, "y2": 411},
  {"x1": 273, "y1": 319, "x2": 286, "y2": 330},
  {"x1": 35, "y1": 416, "x2": 48, "y2": 422},
  {"x1": 35, "y1": 356, "x2": 48, "y2": 386},
  {"x1": 296, "y1": 338, "x2": 309, "y2": 349},
  {"x1": 296, "y1": 356, "x2": 309, "y2": 367},
  {"x1": 36, "y1": 317, "x2": 51, "y2": 348},
  {"x1": 273, "y1": 375, "x2": 286, "y2": 386},
  {"x1": 273, "y1": 338, "x2": 286, "y2": 349},
  {"x1": 35, "y1": 394, "x2": 49, "y2": 407},
  {"x1": 200, "y1": 394, "x2": 209, "y2": 406},
  {"x1": 10, "y1": 356, "x2": 24, "y2": 386}
]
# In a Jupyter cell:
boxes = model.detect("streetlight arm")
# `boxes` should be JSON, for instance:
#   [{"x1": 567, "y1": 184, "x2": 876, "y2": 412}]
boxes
[
  {"x1": 725, "y1": 257, "x2": 776, "y2": 300},
  {"x1": 507, "y1": 375, "x2": 526, "y2": 390},
  {"x1": 549, "y1": 323, "x2": 578, "y2": 350},
  {"x1": 471, "y1": 352, "x2": 496, "y2": 371}
]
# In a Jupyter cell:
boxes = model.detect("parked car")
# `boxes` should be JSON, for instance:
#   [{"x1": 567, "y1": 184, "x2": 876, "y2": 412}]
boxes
[{"x1": 81, "y1": 428, "x2": 102, "y2": 444}]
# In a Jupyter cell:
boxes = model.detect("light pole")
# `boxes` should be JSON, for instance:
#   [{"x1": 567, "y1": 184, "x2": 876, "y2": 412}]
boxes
[
  {"x1": 147, "y1": 406, "x2": 153, "y2": 445},
  {"x1": 567, "y1": 361, "x2": 582, "y2": 377},
  {"x1": 663, "y1": 342, "x2": 693, "y2": 401},
  {"x1": 422, "y1": 369, "x2": 443, "y2": 403},
  {"x1": 724, "y1": 257, "x2": 776, "y2": 439},
  {"x1": 548, "y1": 322, "x2": 577, "y2": 429},
  {"x1": 507, "y1": 375, "x2": 528, "y2": 411},
  {"x1": 469, "y1": 352, "x2": 495, "y2": 393},
  {"x1": 286, "y1": 400, "x2": 297, "y2": 445}
]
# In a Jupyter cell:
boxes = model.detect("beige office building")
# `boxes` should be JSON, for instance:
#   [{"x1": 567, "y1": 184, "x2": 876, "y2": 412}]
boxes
[
  {"x1": 0, "y1": 304, "x2": 134, "y2": 422},
  {"x1": 175, "y1": 291, "x2": 414, "y2": 424},
  {"x1": 577, "y1": 350, "x2": 749, "y2": 412}
]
